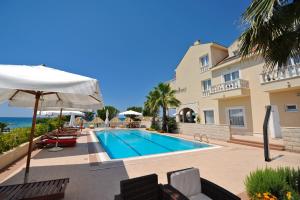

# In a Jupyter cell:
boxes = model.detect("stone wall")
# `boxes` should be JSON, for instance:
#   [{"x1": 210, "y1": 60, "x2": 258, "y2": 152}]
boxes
[
  {"x1": 140, "y1": 121, "x2": 151, "y2": 128},
  {"x1": 177, "y1": 123, "x2": 231, "y2": 141},
  {"x1": 282, "y1": 127, "x2": 300, "y2": 153},
  {"x1": 0, "y1": 137, "x2": 40, "y2": 170}
]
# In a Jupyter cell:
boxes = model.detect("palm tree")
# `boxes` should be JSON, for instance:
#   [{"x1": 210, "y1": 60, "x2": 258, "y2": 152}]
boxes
[
  {"x1": 144, "y1": 89, "x2": 160, "y2": 128},
  {"x1": 239, "y1": 0, "x2": 300, "y2": 71},
  {"x1": 155, "y1": 83, "x2": 180, "y2": 132},
  {"x1": 97, "y1": 106, "x2": 119, "y2": 121}
]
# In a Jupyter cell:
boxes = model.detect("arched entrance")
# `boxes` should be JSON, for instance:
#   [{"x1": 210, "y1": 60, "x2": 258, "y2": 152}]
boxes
[{"x1": 178, "y1": 108, "x2": 196, "y2": 123}]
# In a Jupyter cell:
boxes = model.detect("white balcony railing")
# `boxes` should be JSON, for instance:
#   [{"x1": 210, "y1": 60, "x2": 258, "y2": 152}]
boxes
[
  {"x1": 260, "y1": 64, "x2": 300, "y2": 83},
  {"x1": 202, "y1": 90, "x2": 211, "y2": 97},
  {"x1": 200, "y1": 65, "x2": 211, "y2": 73},
  {"x1": 210, "y1": 79, "x2": 249, "y2": 94}
]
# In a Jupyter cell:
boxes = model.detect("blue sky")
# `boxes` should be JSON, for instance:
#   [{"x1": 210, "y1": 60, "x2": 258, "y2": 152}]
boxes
[{"x1": 0, "y1": 0, "x2": 250, "y2": 117}]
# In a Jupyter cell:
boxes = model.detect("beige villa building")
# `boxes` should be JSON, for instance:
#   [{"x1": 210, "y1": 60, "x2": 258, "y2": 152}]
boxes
[{"x1": 167, "y1": 40, "x2": 300, "y2": 137}]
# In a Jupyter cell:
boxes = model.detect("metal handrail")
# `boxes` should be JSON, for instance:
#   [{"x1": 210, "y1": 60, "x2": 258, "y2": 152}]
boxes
[{"x1": 194, "y1": 133, "x2": 209, "y2": 143}]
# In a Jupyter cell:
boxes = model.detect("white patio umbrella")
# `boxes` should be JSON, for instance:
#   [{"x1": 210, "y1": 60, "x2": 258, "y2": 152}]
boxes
[
  {"x1": 119, "y1": 110, "x2": 142, "y2": 116},
  {"x1": 39, "y1": 110, "x2": 84, "y2": 116},
  {"x1": 0, "y1": 64, "x2": 104, "y2": 183}
]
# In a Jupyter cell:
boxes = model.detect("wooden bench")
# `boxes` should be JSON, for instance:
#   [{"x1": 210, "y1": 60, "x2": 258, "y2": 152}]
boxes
[{"x1": 0, "y1": 178, "x2": 69, "y2": 200}]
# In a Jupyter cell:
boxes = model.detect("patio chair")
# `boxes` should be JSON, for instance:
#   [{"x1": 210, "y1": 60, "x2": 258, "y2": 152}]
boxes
[
  {"x1": 0, "y1": 178, "x2": 69, "y2": 200},
  {"x1": 165, "y1": 168, "x2": 241, "y2": 200},
  {"x1": 115, "y1": 174, "x2": 183, "y2": 200}
]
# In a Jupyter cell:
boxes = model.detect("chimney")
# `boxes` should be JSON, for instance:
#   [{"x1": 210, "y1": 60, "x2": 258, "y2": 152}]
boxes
[{"x1": 193, "y1": 40, "x2": 201, "y2": 46}]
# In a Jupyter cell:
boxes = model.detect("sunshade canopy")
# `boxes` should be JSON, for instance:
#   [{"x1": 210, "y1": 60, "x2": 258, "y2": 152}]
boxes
[
  {"x1": 124, "y1": 117, "x2": 132, "y2": 122},
  {"x1": 39, "y1": 110, "x2": 84, "y2": 116},
  {"x1": 0, "y1": 64, "x2": 104, "y2": 183},
  {"x1": 92, "y1": 117, "x2": 104, "y2": 124},
  {"x1": 0, "y1": 65, "x2": 103, "y2": 110},
  {"x1": 110, "y1": 117, "x2": 121, "y2": 123},
  {"x1": 75, "y1": 117, "x2": 87, "y2": 125},
  {"x1": 119, "y1": 110, "x2": 142, "y2": 116}
]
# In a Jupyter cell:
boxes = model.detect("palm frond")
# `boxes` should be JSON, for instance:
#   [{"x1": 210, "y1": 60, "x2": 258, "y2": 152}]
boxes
[{"x1": 239, "y1": 0, "x2": 300, "y2": 71}]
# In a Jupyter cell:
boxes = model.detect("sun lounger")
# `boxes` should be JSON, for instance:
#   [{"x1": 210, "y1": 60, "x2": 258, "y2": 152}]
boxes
[
  {"x1": 165, "y1": 168, "x2": 240, "y2": 200},
  {"x1": 41, "y1": 133, "x2": 77, "y2": 140},
  {"x1": 37, "y1": 135, "x2": 77, "y2": 148},
  {"x1": 62, "y1": 127, "x2": 79, "y2": 131},
  {"x1": 0, "y1": 178, "x2": 69, "y2": 200},
  {"x1": 48, "y1": 130, "x2": 80, "y2": 137}
]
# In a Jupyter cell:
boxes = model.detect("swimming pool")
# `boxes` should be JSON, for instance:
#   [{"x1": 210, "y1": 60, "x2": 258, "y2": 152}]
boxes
[{"x1": 95, "y1": 129, "x2": 213, "y2": 159}]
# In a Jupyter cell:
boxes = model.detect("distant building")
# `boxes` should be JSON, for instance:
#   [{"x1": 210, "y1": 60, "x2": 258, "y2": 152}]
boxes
[{"x1": 167, "y1": 39, "x2": 300, "y2": 137}]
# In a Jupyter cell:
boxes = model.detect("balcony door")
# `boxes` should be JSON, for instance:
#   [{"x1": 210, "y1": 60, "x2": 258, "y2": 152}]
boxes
[
  {"x1": 223, "y1": 70, "x2": 239, "y2": 82},
  {"x1": 226, "y1": 107, "x2": 246, "y2": 128}
]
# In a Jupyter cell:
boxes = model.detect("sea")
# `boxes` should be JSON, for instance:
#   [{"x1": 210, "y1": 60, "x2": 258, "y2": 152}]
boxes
[{"x1": 0, "y1": 117, "x2": 32, "y2": 129}]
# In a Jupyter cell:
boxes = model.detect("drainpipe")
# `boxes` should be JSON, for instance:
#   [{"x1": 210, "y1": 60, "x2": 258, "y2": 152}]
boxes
[{"x1": 263, "y1": 105, "x2": 272, "y2": 162}]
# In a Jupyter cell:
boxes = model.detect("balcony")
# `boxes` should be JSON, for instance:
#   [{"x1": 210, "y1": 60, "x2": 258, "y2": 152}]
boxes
[
  {"x1": 200, "y1": 65, "x2": 211, "y2": 73},
  {"x1": 202, "y1": 90, "x2": 211, "y2": 97},
  {"x1": 260, "y1": 64, "x2": 300, "y2": 92},
  {"x1": 203, "y1": 79, "x2": 250, "y2": 99}
]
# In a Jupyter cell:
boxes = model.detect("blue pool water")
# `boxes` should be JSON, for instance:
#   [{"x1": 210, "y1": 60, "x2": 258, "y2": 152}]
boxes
[{"x1": 95, "y1": 129, "x2": 212, "y2": 159}]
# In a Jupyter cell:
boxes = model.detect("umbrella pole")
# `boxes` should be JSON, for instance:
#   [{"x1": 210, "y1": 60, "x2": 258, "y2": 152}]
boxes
[
  {"x1": 57, "y1": 108, "x2": 63, "y2": 146},
  {"x1": 58, "y1": 108, "x2": 63, "y2": 130},
  {"x1": 48, "y1": 108, "x2": 63, "y2": 152},
  {"x1": 24, "y1": 92, "x2": 41, "y2": 183}
]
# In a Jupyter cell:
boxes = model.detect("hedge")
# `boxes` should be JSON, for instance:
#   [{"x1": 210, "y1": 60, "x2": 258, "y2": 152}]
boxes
[{"x1": 0, "y1": 117, "x2": 67, "y2": 154}]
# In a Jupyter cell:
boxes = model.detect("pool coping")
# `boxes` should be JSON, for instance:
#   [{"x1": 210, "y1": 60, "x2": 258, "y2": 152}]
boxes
[{"x1": 91, "y1": 128, "x2": 222, "y2": 163}]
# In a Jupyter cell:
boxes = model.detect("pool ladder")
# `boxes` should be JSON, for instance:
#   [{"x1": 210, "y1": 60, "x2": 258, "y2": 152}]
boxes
[{"x1": 194, "y1": 134, "x2": 209, "y2": 143}]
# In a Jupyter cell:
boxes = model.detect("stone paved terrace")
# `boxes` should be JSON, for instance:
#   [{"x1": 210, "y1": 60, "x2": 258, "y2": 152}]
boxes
[{"x1": 0, "y1": 129, "x2": 300, "y2": 200}]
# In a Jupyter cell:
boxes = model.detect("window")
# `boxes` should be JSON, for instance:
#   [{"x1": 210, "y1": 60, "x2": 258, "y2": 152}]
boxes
[
  {"x1": 202, "y1": 79, "x2": 211, "y2": 91},
  {"x1": 285, "y1": 104, "x2": 298, "y2": 112},
  {"x1": 204, "y1": 110, "x2": 214, "y2": 124},
  {"x1": 200, "y1": 55, "x2": 209, "y2": 67},
  {"x1": 228, "y1": 108, "x2": 245, "y2": 127},
  {"x1": 223, "y1": 70, "x2": 239, "y2": 82}
]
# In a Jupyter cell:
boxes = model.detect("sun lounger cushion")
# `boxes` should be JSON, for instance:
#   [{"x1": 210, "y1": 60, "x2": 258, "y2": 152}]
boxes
[
  {"x1": 189, "y1": 193, "x2": 212, "y2": 200},
  {"x1": 170, "y1": 168, "x2": 212, "y2": 200},
  {"x1": 170, "y1": 168, "x2": 201, "y2": 197}
]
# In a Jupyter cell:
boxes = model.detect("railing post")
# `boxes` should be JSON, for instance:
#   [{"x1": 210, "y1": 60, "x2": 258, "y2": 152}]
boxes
[{"x1": 261, "y1": 73, "x2": 265, "y2": 83}]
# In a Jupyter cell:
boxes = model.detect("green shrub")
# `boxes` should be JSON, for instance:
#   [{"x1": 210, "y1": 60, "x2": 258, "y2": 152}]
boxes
[
  {"x1": 0, "y1": 117, "x2": 66, "y2": 154},
  {"x1": 150, "y1": 122, "x2": 160, "y2": 130},
  {"x1": 167, "y1": 117, "x2": 177, "y2": 133},
  {"x1": 146, "y1": 128, "x2": 156, "y2": 131},
  {"x1": 276, "y1": 167, "x2": 300, "y2": 194},
  {"x1": 245, "y1": 167, "x2": 300, "y2": 200}
]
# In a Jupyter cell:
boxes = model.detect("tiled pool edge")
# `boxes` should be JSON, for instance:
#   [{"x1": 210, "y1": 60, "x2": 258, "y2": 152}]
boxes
[
  {"x1": 92, "y1": 129, "x2": 221, "y2": 163},
  {"x1": 89, "y1": 130, "x2": 110, "y2": 162}
]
